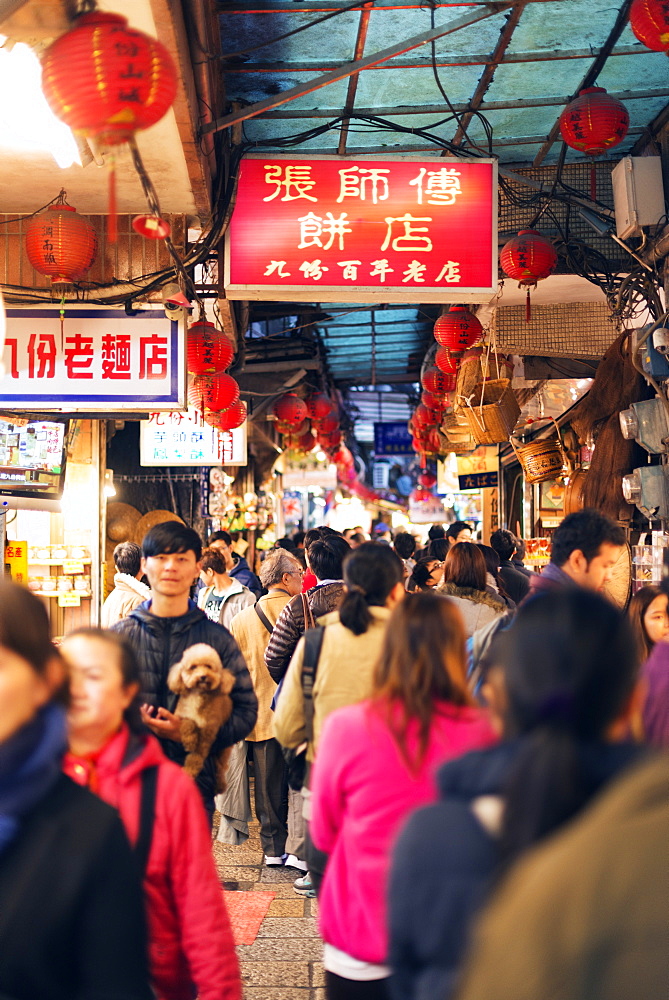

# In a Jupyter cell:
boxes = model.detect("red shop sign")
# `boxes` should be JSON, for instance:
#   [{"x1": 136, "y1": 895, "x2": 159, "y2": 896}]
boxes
[{"x1": 224, "y1": 154, "x2": 497, "y2": 303}]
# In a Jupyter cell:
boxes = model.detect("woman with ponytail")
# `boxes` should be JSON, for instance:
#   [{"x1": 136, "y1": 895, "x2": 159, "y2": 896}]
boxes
[
  {"x1": 308, "y1": 592, "x2": 496, "y2": 1000},
  {"x1": 388, "y1": 589, "x2": 645, "y2": 1000}
]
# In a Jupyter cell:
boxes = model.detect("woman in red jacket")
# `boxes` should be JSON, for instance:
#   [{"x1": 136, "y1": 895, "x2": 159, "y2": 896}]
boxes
[{"x1": 61, "y1": 628, "x2": 241, "y2": 1000}]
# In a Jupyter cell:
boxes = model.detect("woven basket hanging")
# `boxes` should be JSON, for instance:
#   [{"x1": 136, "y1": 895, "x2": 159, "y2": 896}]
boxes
[{"x1": 461, "y1": 379, "x2": 521, "y2": 445}]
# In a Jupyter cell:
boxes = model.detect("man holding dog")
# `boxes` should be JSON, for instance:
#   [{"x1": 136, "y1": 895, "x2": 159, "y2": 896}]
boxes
[{"x1": 113, "y1": 521, "x2": 257, "y2": 818}]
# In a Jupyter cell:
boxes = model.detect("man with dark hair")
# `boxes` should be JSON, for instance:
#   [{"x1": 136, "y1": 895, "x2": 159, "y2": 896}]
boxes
[
  {"x1": 445, "y1": 520, "x2": 473, "y2": 548},
  {"x1": 101, "y1": 541, "x2": 151, "y2": 628},
  {"x1": 209, "y1": 530, "x2": 262, "y2": 598},
  {"x1": 113, "y1": 520, "x2": 257, "y2": 817},
  {"x1": 529, "y1": 509, "x2": 625, "y2": 595},
  {"x1": 264, "y1": 534, "x2": 350, "y2": 683},
  {"x1": 490, "y1": 528, "x2": 530, "y2": 604},
  {"x1": 428, "y1": 524, "x2": 445, "y2": 541}
]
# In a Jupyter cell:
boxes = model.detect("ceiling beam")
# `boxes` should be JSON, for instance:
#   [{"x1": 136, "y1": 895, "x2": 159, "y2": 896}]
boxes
[
  {"x1": 338, "y1": 3, "x2": 373, "y2": 156},
  {"x1": 224, "y1": 45, "x2": 644, "y2": 73},
  {"x1": 254, "y1": 88, "x2": 669, "y2": 119},
  {"x1": 216, "y1": 0, "x2": 579, "y2": 10},
  {"x1": 533, "y1": 0, "x2": 634, "y2": 167},
  {"x1": 202, "y1": 2, "x2": 514, "y2": 135},
  {"x1": 451, "y1": 1, "x2": 527, "y2": 147}
]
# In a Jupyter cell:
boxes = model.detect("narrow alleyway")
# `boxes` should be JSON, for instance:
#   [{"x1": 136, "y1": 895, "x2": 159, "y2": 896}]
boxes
[{"x1": 213, "y1": 812, "x2": 325, "y2": 1000}]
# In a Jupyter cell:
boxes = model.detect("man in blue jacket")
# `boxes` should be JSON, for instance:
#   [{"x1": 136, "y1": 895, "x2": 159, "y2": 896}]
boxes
[
  {"x1": 209, "y1": 530, "x2": 263, "y2": 598},
  {"x1": 113, "y1": 520, "x2": 257, "y2": 818}
]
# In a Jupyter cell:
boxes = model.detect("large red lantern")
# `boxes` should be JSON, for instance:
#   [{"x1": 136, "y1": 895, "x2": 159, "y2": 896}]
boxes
[
  {"x1": 273, "y1": 393, "x2": 308, "y2": 427},
  {"x1": 559, "y1": 87, "x2": 629, "y2": 200},
  {"x1": 435, "y1": 346, "x2": 458, "y2": 375},
  {"x1": 415, "y1": 403, "x2": 439, "y2": 427},
  {"x1": 25, "y1": 203, "x2": 97, "y2": 284},
  {"x1": 187, "y1": 320, "x2": 234, "y2": 376},
  {"x1": 306, "y1": 393, "x2": 334, "y2": 421},
  {"x1": 500, "y1": 229, "x2": 558, "y2": 321},
  {"x1": 630, "y1": 0, "x2": 669, "y2": 50},
  {"x1": 204, "y1": 400, "x2": 247, "y2": 431},
  {"x1": 189, "y1": 374, "x2": 240, "y2": 413},
  {"x1": 434, "y1": 307, "x2": 483, "y2": 356}
]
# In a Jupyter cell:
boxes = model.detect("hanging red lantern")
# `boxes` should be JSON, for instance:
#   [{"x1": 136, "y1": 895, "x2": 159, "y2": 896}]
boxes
[
  {"x1": 297, "y1": 430, "x2": 317, "y2": 452},
  {"x1": 418, "y1": 471, "x2": 437, "y2": 489},
  {"x1": 306, "y1": 393, "x2": 334, "y2": 421},
  {"x1": 433, "y1": 306, "x2": 483, "y2": 356},
  {"x1": 25, "y1": 202, "x2": 97, "y2": 284},
  {"x1": 410, "y1": 487, "x2": 432, "y2": 503},
  {"x1": 415, "y1": 403, "x2": 439, "y2": 427},
  {"x1": 500, "y1": 229, "x2": 558, "y2": 322},
  {"x1": 187, "y1": 320, "x2": 234, "y2": 376},
  {"x1": 189, "y1": 374, "x2": 239, "y2": 413},
  {"x1": 421, "y1": 390, "x2": 446, "y2": 412},
  {"x1": 204, "y1": 400, "x2": 247, "y2": 431},
  {"x1": 273, "y1": 393, "x2": 308, "y2": 427},
  {"x1": 630, "y1": 0, "x2": 669, "y2": 51},
  {"x1": 318, "y1": 431, "x2": 341, "y2": 448},
  {"x1": 41, "y1": 11, "x2": 177, "y2": 242},
  {"x1": 132, "y1": 215, "x2": 171, "y2": 240},
  {"x1": 559, "y1": 87, "x2": 629, "y2": 157},
  {"x1": 421, "y1": 367, "x2": 447, "y2": 394},
  {"x1": 435, "y1": 346, "x2": 458, "y2": 375},
  {"x1": 315, "y1": 413, "x2": 339, "y2": 434}
]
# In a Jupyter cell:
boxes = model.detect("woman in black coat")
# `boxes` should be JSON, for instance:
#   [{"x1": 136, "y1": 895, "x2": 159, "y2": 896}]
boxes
[{"x1": 0, "y1": 581, "x2": 152, "y2": 1000}]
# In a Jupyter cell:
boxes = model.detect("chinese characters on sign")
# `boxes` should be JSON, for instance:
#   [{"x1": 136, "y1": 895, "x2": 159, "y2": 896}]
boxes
[
  {"x1": 1, "y1": 309, "x2": 184, "y2": 410},
  {"x1": 226, "y1": 156, "x2": 496, "y2": 301},
  {"x1": 456, "y1": 446, "x2": 499, "y2": 490},
  {"x1": 139, "y1": 409, "x2": 247, "y2": 467}
]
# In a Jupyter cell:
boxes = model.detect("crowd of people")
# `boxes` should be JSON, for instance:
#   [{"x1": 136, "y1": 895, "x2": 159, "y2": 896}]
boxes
[{"x1": 0, "y1": 508, "x2": 666, "y2": 1000}]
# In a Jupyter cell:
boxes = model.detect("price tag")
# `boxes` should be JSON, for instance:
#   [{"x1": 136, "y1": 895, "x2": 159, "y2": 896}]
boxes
[
  {"x1": 63, "y1": 560, "x2": 85, "y2": 575},
  {"x1": 58, "y1": 592, "x2": 81, "y2": 607}
]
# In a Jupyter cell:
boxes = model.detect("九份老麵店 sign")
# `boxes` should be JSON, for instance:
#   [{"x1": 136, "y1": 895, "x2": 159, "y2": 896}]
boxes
[{"x1": 225, "y1": 155, "x2": 497, "y2": 303}]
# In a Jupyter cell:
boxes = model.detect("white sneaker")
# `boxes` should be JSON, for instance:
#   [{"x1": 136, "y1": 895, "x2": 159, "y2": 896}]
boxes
[
  {"x1": 284, "y1": 854, "x2": 308, "y2": 873},
  {"x1": 264, "y1": 855, "x2": 285, "y2": 867}
]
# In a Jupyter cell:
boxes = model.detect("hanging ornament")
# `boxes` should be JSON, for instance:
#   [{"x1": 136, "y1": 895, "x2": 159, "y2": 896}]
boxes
[
  {"x1": 500, "y1": 229, "x2": 558, "y2": 322},
  {"x1": 630, "y1": 0, "x2": 669, "y2": 51},
  {"x1": 41, "y1": 11, "x2": 177, "y2": 242},
  {"x1": 204, "y1": 400, "x2": 247, "y2": 431},
  {"x1": 25, "y1": 196, "x2": 97, "y2": 285},
  {"x1": 186, "y1": 320, "x2": 234, "y2": 376},
  {"x1": 415, "y1": 402, "x2": 439, "y2": 427},
  {"x1": 421, "y1": 366, "x2": 450, "y2": 394},
  {"x1": 273, "y1": 393, "x2": 308, "y2": 427},
  {"x1": 188, "y1": 374, "x2": 240, "y2": 413},
  {"x1": 418, "y1": 471, "x2": 437, "y2": 489},
  {"x1": 433, "y1": 306, "x2": 483, "y2": 356},
  {"x1": 421, "y1": 390, "x2": 447, "y2": 412},
  {"x1": 306, "y1": 393, "x2": 334, "y2": 421},
  {"x1": 434, "y1": 346, "x2": 458, "y2": 375},
  {"x1": 558, "y1": 87, "x2": 629, "y2": 199},
  {"x1": 296, "y1": 430, "x2": 317, "y2": 452},
  {"x1": 132, "y1": 215, "x2": 171, "y2": 240}
]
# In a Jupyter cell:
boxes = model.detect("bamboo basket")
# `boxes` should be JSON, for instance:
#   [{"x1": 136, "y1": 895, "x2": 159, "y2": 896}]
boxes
[
  {"x1": 511, "y1": 436, "x2": 568, "y2": 484},
  {"x1": 462, "y1": 379, "x2": 521, "y2": 445}
]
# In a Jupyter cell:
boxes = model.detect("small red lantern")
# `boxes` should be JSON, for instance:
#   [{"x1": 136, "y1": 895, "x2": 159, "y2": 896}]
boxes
[
  {"x1": 187, "y1": 321, "x2": 234, "y2": 376},
  {"x1": 306, "y1": 393, "x2": 334, "y2": 421},
  {"x1": 316, "y1": 414, "x2": 340, "y2": 434},
  {"x1": 415, "y1": 403, "x2": 439, "y2": 427},
  {"x1": 433, "y1": 306, "x2": 483, "y2": 356},
  {"x1": 189, "y1": 374, "x2": 240, "y2": 413},
  {"x1": 25, "y1": 202, "x2": 97, "y2": 284},
  {"x1": 418, "y1": 471, "x2": 437, "y2": 489},
  {"x1": 132, "y1": 215, "x2": 171, "y2": 240},
  {"x1": 435, "y1": 346, "x2": 458, "y2": 375},
  {"x1": 421, "y1": 390, "x2": 447, "y2": 412},
  {"x1": 559, "y1": 87, "x2": 629, "y2": 200},
  {"x1": 421, "y1": 367, "x2": 447, "y2": 394},
  {"x1": 630, "y1": 0, "x2": 669, "y2": 51},
  {"x1": 205, "y1": 400, "x2": 247, "y2": 431},
  {"x1": 273, "y1": 393, "x2": 308, "y2": 427},
  {"x1": 500, "y1": 229, "x2": 558, "y2": 322}
]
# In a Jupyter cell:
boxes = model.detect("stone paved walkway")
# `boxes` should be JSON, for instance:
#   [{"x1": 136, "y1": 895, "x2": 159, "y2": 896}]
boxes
[{"x1": 213, "y1": 815, "x2": 324, "y2": 1000}]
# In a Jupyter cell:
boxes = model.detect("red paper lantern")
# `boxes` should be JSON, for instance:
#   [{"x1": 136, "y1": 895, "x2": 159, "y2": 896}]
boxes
[
  {"x1": 415, "y1": 403, "x2": 439, "y2": 427},
  {"x1": 630, "y1": 0, "x2": 669, "y2": 50},
  {"x1": 559, "y1": 87, "x2": 629, "y2": 158},
  {"x1": 318, "y1": 431, "x2": 341, "y2": 449},
  {"x1": 306, "y1": 393, "x2": 334, "y2": 421},
  {"x1": 421, "y1": 390, "x2": 446, "y2": 412},
  {"x1": 421, "y1": 366, "x2": 447, "y2": 394},
  {"x1": 188, "y1": 374, "x2": 239, "y2": 413},
  {"x1": 297, "y1": 430, "x2": 317, "y2": 452},
  {"x1": 418, "y1": 471, "x2": 437, "y2": 488},
  {"x1": 25, "y1": 204, "x2": 97, "y2": 284},
  {"x1": 132, "y1": 215, "x2": 171, "y2": 240},
  {"x1": 273, "y1": 393, "x2": 308, "y2": 427},
  {"x1": 315, "y1": 413, "x2": 339, "y2": 434},
  {"x1": 187, "y1": 321, "x2": 234, "y2": 376},
  {"x1": 205, "y1": 400, "x2": 247, "y2": 431},
  {"x1": 435, "y1": 347, "x2": 458, "y2": 375},
  {"x1": 41, "y1": 12, "x2": 177, "y2": 147},
  {"x1": 433, "y1": 307, "x2": 483, "y2": 356},
  {"x1": 410, "y1": 487, "x2": 432, "y2": 503},
  {"x1": 500, "y1": 229, "x2": 558, "y2": 321}
]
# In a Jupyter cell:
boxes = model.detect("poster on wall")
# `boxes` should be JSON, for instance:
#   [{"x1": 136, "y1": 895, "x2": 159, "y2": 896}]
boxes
[
  {"x1": 140, "y1": 409, "x2": 247, "y2": 466},
  {"x1": 225, "y1": 154, "x2": 497, "y2": 303},
  {"x1": 1, "y1": 307, "x2": 185, "y2": 411}
]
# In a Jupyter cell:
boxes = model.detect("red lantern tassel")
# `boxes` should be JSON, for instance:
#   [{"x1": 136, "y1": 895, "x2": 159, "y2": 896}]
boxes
[
  {"x1": 590, "y1": 162, "x2": 597, "y2": 202},
  {"x1": 526, "y1": 288, "x2": 531, "y2": 323},
  {"x1": 108, "y1": 160, "x2": 117, "y2": 244}
]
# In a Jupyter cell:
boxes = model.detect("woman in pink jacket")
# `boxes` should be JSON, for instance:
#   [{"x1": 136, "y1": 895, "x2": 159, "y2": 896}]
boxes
[
  {"x1": 61, "y1": 628, "x2": 241, "y2": 1000},
  {"x1": 310, "y1": 592, "x2": 497, "y2": 1000}
]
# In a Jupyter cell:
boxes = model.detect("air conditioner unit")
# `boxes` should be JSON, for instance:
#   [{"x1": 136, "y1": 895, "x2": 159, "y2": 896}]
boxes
[{"x1": 612, "y1": 157, "x2": 665, "y2": 240}]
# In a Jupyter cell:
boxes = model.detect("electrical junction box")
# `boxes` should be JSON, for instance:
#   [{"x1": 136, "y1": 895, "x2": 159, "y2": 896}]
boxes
[
  {"x1": 612, "y1": 157, "x2": 665, "y2": 240},
  {"x1": 619, "y1": 397, "x2": 669, "y2": 455},
  {"x1": 635, "y1": 326, "x2": 669, "y2": 380},
  {"x1": 622, "y1": 465, "x2": 669, "y2": 521}
]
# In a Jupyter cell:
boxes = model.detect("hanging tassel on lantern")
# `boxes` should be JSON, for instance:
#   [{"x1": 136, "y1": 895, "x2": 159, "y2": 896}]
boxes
[
  {"x1": 59, "y1": 293, "x2": 66, "y2": 352},
  {"x1": 108, "y1": 152, "x2": 117, "y2": 244},
  {"x1": 526, "y1": 288, "x2": 532, "y2": 323}
]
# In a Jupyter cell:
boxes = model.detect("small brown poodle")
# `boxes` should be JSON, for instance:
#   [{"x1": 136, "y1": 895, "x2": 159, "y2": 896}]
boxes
[{"x1": 167, "y1": 643, "x2": 235, "y2": 792}]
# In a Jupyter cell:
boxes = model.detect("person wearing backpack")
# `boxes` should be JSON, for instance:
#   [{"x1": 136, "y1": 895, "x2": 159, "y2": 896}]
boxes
[
  {"x1": 61, "y1": 628, "x2": 241, "y2": 1000},
  {"x1": 274, "y1": 542, "x2": 406, "y2": 898}
]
